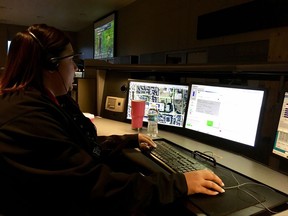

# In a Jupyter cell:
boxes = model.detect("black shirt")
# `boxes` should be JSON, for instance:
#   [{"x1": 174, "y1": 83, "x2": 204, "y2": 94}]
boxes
[{"x1": 0, "y1": 88, "x2": 187, "y2": 216}]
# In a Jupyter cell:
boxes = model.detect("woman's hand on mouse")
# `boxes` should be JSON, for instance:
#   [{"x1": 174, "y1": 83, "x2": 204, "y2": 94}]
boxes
[
  {"x1": 184, "y1": 169, "x2": 225, "y2": 195},
  {"x1": 138, "y1": 133, "x2": 157, "y2": 151}
]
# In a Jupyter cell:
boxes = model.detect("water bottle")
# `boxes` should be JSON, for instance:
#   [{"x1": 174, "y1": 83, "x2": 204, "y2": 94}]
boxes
[{"x1": 147, "y1": 103, "x2": 158, "y2": 138}]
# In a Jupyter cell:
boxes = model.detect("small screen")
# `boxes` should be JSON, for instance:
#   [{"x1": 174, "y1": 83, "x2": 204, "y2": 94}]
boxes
[
  {"x1": 126, "y1": 80, "x2": 189, "y2": 128},
  {"x1": 273, "y1": 92, "x2": 288, "y2": 159},
  {"x1": 185, "y1": 83, "x2": 265, "y2": 147}
]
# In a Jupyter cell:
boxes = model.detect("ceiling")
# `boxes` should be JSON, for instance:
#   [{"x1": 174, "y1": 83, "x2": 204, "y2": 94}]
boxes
[{"x1": 0, "y1": 0, "x2": 136, "y2": 32}]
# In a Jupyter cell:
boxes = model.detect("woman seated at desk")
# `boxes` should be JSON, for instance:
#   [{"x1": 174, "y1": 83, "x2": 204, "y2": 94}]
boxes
[{"x1": 0, "y1": 23, "x2": 224, "y2": 215}]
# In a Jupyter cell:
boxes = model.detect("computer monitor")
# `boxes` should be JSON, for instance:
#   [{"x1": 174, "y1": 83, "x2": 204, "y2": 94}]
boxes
[
  {"x1": 184, "y1": 83, "x2": 266, "y2": 153},
  {"x1": 272, "y1": 91, "x2": 288, "y2": 160},
  {"x1": 126, "y1": 79, "x2": 190, "y2": 128}
]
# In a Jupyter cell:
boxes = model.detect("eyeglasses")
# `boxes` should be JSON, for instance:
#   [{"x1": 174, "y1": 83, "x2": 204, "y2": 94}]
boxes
[{"x1": 50, "y1": 52, "x2": 82, "y2": 62}]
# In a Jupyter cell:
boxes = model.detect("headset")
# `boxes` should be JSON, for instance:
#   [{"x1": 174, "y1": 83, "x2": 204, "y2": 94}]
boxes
[
  {"x1": 28, "y1": 30, "x2": 71, "y2": 92},
  {"x1": 28, "y1": 30, "x2": 81, "y2": 92},
  {"x1": 28, "y1": 30, "x2": 60, "y2": 71}
]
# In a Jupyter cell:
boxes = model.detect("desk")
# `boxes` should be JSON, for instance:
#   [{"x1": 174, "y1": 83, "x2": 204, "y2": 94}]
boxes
[
  {"x1": 92, "y1": 117, "x2": 288, "y2": 195},
  {"x1": 93, "y1": 117, "x2": 288, "y2": 194},
  {"x1": 92, "y1": 117, "x2": 288, "y2": 215}
]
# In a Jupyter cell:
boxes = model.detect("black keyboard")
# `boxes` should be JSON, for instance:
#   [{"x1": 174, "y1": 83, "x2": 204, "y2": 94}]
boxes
[{"x1": 147, "y1": 139, "x2": 210, "y2": 173}]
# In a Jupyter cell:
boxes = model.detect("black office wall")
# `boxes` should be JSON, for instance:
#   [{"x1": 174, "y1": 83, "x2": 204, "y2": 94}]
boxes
[
  {"x1": 197, "y1": 0, "x2": 288, "y2": 39},
  {"x1": 111, "y1": 0, "x2": 288, "y2": 63}
]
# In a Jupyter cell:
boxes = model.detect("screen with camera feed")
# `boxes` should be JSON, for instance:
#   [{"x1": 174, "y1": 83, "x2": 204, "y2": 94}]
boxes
[
  {"x1": 272, "y1": 91, "x2": 288, "y2": 160},
  {"x1": 94, "y1": 13, "x2": 115, "y2": 60},
  {"x1": 126, "y1": 79, "x2": 190, "y2": 128},
  {"x1": 184, "y1": 83, "x2": 266, "y2": 148}
]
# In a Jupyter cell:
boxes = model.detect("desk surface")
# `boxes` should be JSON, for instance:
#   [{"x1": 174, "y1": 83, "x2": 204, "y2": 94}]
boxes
[{"x1": 92, "y1": 117, "x2": 288, "y2": 196}]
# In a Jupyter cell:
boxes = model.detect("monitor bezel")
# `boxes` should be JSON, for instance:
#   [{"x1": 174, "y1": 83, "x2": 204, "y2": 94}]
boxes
[
  {"x1": 125, "y1": 78, "x2": 191, "y2": 133},
  {"x1": 182, "y1": 82, "x2": 267, "y2": 158}
]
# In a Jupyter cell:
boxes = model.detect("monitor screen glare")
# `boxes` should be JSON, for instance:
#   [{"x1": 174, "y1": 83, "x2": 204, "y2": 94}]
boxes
[
  {"x1": 185, "y1": 84, "x2": 265, "y2": 147},
  {"x1": 273, "y1": 92, "x2": 288, "y2": 159},
  {"x1": 127, "y1": 80, "x2": 189, "y2": 128}
]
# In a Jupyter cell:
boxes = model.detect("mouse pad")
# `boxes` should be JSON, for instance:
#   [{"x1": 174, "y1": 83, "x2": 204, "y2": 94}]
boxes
[
  {"x1": 188, "y1": 186, "x2": 266, "y2": 216},
  {"x1": 188, "y1": 166, "x2": 266, "y2": 216}
]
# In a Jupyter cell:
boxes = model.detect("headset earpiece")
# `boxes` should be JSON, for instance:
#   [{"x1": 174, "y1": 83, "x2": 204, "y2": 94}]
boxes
[
  {"x1": 45, "y1": 56, "x2": 59, "y2": 71},
  {"x1": 28, "y1": 30, "x2": 59, "y2": 71}
]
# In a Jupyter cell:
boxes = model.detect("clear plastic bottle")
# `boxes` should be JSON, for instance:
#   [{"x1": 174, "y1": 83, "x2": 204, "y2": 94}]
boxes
[{"x1": 147, "y1": 103, "x2": 158, "y2": 138}]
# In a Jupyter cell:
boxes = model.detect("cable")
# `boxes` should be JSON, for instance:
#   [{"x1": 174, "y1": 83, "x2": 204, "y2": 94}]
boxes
[
  {"x1": 224, "y1": 172, "x2": 280, "y2": 214},
  {"x1": 196, "y1": 150, "x2": 281, "y2": 214},
  {"x1": 56, "y1": 71, "x2": 68, "y2": 93}
]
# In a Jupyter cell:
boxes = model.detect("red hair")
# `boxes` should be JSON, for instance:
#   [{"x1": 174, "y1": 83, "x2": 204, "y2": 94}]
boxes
[{"x1": 0, "y1": 24, "x2": 70, "y2": 94}]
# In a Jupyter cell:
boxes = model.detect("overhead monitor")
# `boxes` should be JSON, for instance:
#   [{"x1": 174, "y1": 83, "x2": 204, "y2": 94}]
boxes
[
  {"x1": 93, "y1": 12, "x2": 115, "y2": 60},
  {"x1": 184, "y1": 83, "x2": 266, "y2": 153},
  {"x1": 126, "y1": 79, "x2": 190, "y2": 128}
]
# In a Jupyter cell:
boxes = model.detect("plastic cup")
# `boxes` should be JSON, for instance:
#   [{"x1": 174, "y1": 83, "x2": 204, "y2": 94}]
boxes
[{"x1": 131, "y1": 100, "x2": 145, "y2": 130}]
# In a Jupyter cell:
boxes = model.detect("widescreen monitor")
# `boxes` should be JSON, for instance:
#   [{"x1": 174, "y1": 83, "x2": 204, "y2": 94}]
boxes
[
  {"x1": 272, "y1": 91, "x2": 288, "y2": 160},
  {"x1": 126, "y1": 79, "x2": 190, "y2": 128},
  {"x1": 184, "y1": 83, "x2": 266, "y2": 150}
]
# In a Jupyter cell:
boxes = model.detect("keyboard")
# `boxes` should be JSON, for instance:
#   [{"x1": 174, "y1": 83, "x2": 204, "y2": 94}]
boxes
[{"x1": 146, "y1": 139, "x2": 210, "y2": 173}]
